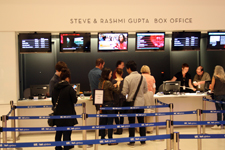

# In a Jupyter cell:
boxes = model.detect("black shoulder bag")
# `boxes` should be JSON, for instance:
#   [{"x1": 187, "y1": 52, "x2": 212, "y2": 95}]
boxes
[{"x1": 48, "y1": 91, "x2": 61, "y2": 127}]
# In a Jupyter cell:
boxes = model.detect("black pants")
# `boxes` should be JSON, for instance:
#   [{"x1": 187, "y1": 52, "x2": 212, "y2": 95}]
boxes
[
  {"x1": 114, "y1": 110, "x2": 124, "y2": 125},
  {"x1": 100, "y1": 109, "x2": 114, "y2": 139},
  {"x1": 55, "y1": 130, "x2": 72, "y2": 150},
  {"x1": 127, "y1": 109, "x2": 146, "y2": 143}
]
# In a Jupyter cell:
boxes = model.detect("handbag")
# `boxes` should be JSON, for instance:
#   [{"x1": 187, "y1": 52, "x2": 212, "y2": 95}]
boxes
[{"x1": 48, "y1": 91, "x2": 61, "y2": 127}]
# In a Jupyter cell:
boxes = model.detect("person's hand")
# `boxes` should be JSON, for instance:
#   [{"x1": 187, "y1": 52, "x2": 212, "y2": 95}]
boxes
[
  {"x1": 90, "y1": 95, "x2": 92, "y2": 99},
  {"x1": 193, "y1": 81, "x2": 198, "y2": 86},
  {"x1": 192, "y1": 88, "x2": 197, "y2": 91},
  {"x1": 209, "y1": 84, "x2": 212, "y2": 90},
  {"x1": 113, "y1": 83, "x2": 118, "y2": 87}
]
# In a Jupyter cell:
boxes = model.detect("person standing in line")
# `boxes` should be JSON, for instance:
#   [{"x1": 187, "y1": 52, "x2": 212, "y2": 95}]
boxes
[
  {"x1": 210, "y1": 65, "x2": 225, "y2": 130},
  {"x1": 52, "y1": 68, "x2": 77, "y2": 150},
  {"x1": 98, "y1": 67, "x2": 119, "y2": 145},
  {"x1": 140, "y1": 65, "x2": 156, "y2": 134},
  {"x1": 112, "y1": 68, "x2": 126, "y2": 135},
  {"x1": 88, "y1": 58, "x2": 105, "y2": 102},
  {"x1": 122, "y1": 61, "x2": 148, "y2": 147},
  {"x1": 112, "y1": 60, "x2": 125, "y2": 79},
  {"x1": 193, "y1": 66, "x2": 211, "y2": 92},
  {"x1": 49, "y1": 61, "x2": 68, "y2": 97}
]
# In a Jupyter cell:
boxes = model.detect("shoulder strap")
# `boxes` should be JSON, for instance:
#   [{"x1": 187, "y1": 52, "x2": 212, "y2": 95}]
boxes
[
  {"x1": 101, "y1": 80, "x2": 105, "y2": 89},
  {"x1": 53, "y1": 91, "x2": 61, "y2": 112},
  {"x1": 133, "y1": 75, "x2": 143, "y2": 101}
]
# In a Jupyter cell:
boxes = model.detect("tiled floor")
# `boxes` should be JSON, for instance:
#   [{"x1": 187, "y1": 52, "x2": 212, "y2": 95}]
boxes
[{"x1": 5, "y1": 127, "x2": 225, "y2": 150}]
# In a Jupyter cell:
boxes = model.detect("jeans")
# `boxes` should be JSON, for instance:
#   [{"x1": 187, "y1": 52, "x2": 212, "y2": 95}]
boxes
[{"x1": 214, "y1": 95, "x2": 225, "y2": 125}]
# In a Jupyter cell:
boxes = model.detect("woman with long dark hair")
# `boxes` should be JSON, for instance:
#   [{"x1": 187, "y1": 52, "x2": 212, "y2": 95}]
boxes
[
  {"x1": 52, "y1": 68, "x2": 78, "y2": 150},
  {"x1": 112, "y1": 68, "x2": 126, "y2": 134},
  {"x1": 98, "y1": 67, "x2": 119, "y2": 145}
]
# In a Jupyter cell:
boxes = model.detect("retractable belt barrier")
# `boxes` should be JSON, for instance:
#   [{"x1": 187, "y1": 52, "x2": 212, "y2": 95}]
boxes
[
  {"x1": 6, "y1": 109, "x2": 13, "y2": 116},
  {"x1": 203, "y1": 98, "x2": 225, "y2": 104},
  {"x1": 5, "y1": 110, "x2": 196, "y2": 120},
  {"x1": 173, "y1": 121, "x2": 225, "y2": 126},
  {"x1": 2, "y1": 122, "x2": 166, "y2": 132},
  {"x1": 157, "y1": 99, "x2": 170, "y2": 106},
  {"x1": 202, "y1": 110, "x2": 225, "y2": 114},
  {"x1": 0, "y1": 134, "x2": 170, "y2": 148},
  {"x1": 100, "y1": 105, "x2": 168, "y2": 110},
  {"x1": 180, "y1": 134, "x2": 225, "y2": 139},
  {"x1": 7, "y1": 115, "x2": 82, "y2": 120},
  {"x1": 15, "y1": 103, "x2": 82, "y2": 109}
]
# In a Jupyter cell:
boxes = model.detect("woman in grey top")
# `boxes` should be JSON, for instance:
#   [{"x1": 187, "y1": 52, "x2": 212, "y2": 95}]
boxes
[{"x1": 210, "y1": 65, "x2": 225, "y2": 129}]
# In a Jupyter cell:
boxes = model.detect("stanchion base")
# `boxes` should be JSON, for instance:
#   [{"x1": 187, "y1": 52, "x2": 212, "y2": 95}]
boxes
[{"x1": 78, "y1": 144, "x2": 93, "y2": 148}]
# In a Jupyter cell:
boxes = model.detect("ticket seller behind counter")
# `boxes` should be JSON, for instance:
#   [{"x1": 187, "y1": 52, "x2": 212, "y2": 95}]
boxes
[{"x1": 17, "y1": 82, "x2": 216, "y2": 134}]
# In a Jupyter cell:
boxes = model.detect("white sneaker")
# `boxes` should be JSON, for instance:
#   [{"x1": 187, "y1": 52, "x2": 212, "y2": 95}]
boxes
[{"x1": 211, "y1": 125, "x2": 221, "y2": 130}]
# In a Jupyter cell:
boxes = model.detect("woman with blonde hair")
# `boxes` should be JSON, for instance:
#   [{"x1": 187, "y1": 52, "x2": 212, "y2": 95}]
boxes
[
  {"x1": 210, "y1": 65, "x2": 225, "y2": 130},
  {"x1": 139, "y1": 65, "x2": 156, "y2": 134}
]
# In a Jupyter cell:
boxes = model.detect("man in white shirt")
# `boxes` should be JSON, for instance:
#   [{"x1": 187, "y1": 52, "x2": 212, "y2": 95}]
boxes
[{"x1": 122, "y1": 61, "x2": 148, "y2": 146}]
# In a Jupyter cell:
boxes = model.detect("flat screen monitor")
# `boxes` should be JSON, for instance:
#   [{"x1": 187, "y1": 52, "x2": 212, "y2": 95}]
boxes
[
  {"x1": 18, "y1": 33, "x2": 51, "y2": 53},
  {"x1": 60, "y1": 33, "x2": 90, "y2": 52},
  {"x1": 207, "y1": 32, "x2": 225, "y2": 50},
  {"x1": 163, "y1": 81, "x2": 181, "y2": 94},
  {"x1": 172, "y1": 32, "x2": 201, "y2": 51},
  {"x1": 30, "y1": 84, "x2": 49, "y2": 99},
  {"x1": 98, "y1": 33, "x2": 128, "y2": 51},
  {"x1": 136, "y1": 32, "x2": 165, "y2": 51}
]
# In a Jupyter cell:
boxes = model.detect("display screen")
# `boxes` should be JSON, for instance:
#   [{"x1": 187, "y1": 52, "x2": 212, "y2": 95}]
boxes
[
  {"x1": 60, "y1": 33, "x2": 90, "y2": 52},
  {"x1": 172, "y1": 32, "x2": 201, "y2": 51},
  {"x1": 18, "y1": 33, "x2": 51, "y2": 53},
  {"x1": 207, "y1": 32, "x2": 225, "y2": 50},
  {"x1": 136, "y1": 32, "x2": 165, "y2": 50},
  {"x1": 98, "y1": 33, "x2": 128, "y2": 51}
]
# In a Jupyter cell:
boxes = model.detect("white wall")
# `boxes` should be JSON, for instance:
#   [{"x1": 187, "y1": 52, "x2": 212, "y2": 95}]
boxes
[
  {"x1": 0, "y1": 32, "x2": 19, "y2": 107},
  {"x1": 0, "y1": 0, "x2": 225, "y2": 32}
]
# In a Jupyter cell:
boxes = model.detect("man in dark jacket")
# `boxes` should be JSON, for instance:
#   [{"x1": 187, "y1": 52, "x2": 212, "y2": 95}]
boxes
[{"x1": 52, "y1": 68, "x2": 77, "y2": 150}]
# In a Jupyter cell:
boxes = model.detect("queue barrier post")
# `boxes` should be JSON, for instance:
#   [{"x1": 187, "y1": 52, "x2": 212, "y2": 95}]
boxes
[
  {"x1": 166, "y1": 120, "x2": 171, "y2": 150},
  {"x1": 82, "y1": 103, "x2": 87, "y2": 150},
  {"x1": 202, "y1": 97, "x2": 206, "y2": 134},
  {"x1": 1, "y1": 115, "x2": 7, "y2": 150},
  {"x1": 173, "y1": 132, "x2": 179, "y2": 150},
  {"x1": 94, "y1": 110, "x2": 100, "y2": 150},
  {"x1": 10, "y1": 101, "x2": 16, "y2": 143},
  {"x1": 169, "y1": 103, "x2": 174, "y2": 133},
  {"x1": 155, "y1": 99, "x2": 159, "y2": 135},
  {"x1": 197, "y1": 109, "x2": 202, "y2": 150}
]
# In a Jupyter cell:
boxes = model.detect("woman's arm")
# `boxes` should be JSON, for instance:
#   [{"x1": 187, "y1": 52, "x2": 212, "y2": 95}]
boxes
[
  {"x1": 210, "y1": 76, "x2": 215, "y2": 92},
  {"x1": 171, "y1": 76, "x2": 177, "y2": 81},
  {"x1": 70, "y1": 87, "x2": 77, "y2": 104},
  {"x1": 106, "y1": 81, "x2": 119, "y2": 93},
  {"x1": 189, "y1": 79, "x2": 196, "y2": 91}
]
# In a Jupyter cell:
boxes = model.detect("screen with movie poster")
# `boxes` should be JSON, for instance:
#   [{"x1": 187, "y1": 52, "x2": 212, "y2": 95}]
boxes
[
  {"x1": 136, "y1": 32, "x2": 165, "y2": 51},
  {"x1": 60, "y1": 33, "x2": 90, "y2": 52},
  {"x1": 98, "y1": 33, "x2": 128, "y2": 51}
]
